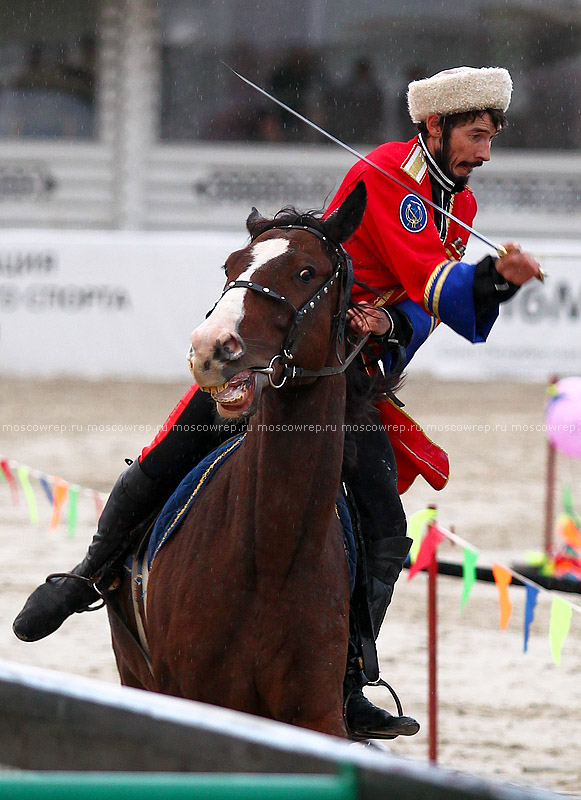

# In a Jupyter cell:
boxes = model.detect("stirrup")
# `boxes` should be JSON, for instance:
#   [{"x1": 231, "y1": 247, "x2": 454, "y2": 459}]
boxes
[
  {"x1": 343, "y1": 676, "x2": 404, "y2": 722},
  {"x1": 46, "y1": 572, "x2": 106, "y2": 613}
]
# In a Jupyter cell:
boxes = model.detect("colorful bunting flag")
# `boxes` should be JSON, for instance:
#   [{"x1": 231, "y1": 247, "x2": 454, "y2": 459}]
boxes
[
  {"x1": 49, "y1": 479, "x2": 69, "y2": 532},
  {"x1": 407, "y1": 507, "x2": 437, "y2": 564},
  {"x1": 549, "y1": 596, "x2": 572, "y2": 666},
  {"x1": 93, "y1": 490, "x2": 104, "y2": 523},
  {"x1": 492, "y1": 563, "x2": 513, "y2": 631},
  {"x1": 407, "y1": 524, "x2": 444, "y2": 580},
  {"x1": 461, "y1": 547, "x2": 478, "y2": 611},
  {"x1": 16, "y1": 465, "x2": 39, "y2": 525},
  {"x1": 0, "y1": 458, "x2": 20, "y2": 506},
  {"x1": 68, "y1": 485, "x2": 80, "y2": 538},
  {"x1": 523, "y1": 584, "x2": 539, "y2": 653},
  {"x1": 39, "y1": 475, "x2": 54, "y2": 505}
]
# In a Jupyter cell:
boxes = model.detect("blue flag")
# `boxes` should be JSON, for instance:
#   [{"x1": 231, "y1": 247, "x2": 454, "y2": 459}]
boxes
[
  {"x1": 524, "y1": 584, "x2": 539, "y2": 653},
  {"x1": 39, "y1": 476, "x2": 54, "y2": 505}
]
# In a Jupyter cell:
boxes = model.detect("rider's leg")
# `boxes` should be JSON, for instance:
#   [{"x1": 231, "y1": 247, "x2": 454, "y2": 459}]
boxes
[
  {"x1": 13, "y1": 386, "x2": 222, "y2": 642},
  {"x1": 344, "y1": 416, "x2": 419, "y2": 738}
]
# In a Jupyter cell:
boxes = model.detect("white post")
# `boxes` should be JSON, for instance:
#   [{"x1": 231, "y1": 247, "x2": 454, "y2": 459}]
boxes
[{"x1": 113, "y1": 0, "x2": 160, "y2": 229}]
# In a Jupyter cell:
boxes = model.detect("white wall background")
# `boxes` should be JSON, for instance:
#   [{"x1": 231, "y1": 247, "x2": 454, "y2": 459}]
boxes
[{"x1": 0, "y1": 230, "x2": 242, "y2": 380}]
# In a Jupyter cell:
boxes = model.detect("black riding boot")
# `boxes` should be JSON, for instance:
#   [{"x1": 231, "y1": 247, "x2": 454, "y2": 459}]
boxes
[
  {"x1": 344, "y1": 535, "x2": 419, "y2": 740},
  {"x1": 13, "y1": 459, "x2": 166, "y2": 642},
  {"x1": 366, "y1": 535, "x2": 413, "y2": 638},
  {"x1": 344, "y1": 412, "x2": 419, "y2": 740}
]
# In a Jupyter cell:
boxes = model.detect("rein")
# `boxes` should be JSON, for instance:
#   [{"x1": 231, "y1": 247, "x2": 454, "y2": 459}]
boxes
[{"x1": 208, "y1": 224, "x2": 369, "y2": 389}]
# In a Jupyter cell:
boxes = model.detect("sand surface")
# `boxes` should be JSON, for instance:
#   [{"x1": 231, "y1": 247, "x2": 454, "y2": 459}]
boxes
[{"x1": 0, "y1": 375, "x2": 579, "y2": 794}]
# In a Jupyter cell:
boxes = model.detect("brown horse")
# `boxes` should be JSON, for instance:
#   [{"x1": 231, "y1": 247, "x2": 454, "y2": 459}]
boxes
[{"x1": 108, "y1": 182, "x2": 368, "y2": 737}]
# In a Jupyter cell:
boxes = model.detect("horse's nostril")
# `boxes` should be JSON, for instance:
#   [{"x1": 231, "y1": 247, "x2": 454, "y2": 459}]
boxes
[
  {"x1": 224, "y1": 336, "x2": 238, "y2": 355},
  {"x1": 215, "y1": 334, "x2": 244, "y2": 362}
]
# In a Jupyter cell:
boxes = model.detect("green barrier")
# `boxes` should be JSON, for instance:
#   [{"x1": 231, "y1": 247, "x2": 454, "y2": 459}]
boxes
[{"x1": 0, "y1": 767, "x2": 358, "y2": 800}]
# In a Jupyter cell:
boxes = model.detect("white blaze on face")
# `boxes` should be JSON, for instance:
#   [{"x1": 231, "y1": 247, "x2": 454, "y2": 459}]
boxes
[{"x1": 194, "y1": 237, "x2": 290, "y2": 340}]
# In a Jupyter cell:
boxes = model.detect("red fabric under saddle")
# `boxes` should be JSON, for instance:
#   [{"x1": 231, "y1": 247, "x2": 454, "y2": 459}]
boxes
[{"x1": 377, "y1": 397, "x2": 450, "y2": 494}]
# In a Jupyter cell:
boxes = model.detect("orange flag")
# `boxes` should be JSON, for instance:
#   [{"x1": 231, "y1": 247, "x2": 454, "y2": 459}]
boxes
[
  {"x1": 49, "y1": 479, "x2": 69, "y2": 532},
  {"x1": 492, "y1": 563, "x2": 513, "y2": 630}
]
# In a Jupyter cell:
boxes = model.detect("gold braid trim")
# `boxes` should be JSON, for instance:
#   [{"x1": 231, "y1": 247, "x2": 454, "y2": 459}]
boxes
[
  {"x1": 423, "y1": 260, "x2": 452, "y2": 312},
  {"x1": 432, "y1": 262, "x2": 456, "y2": 319},
  {"x1": 373, "y1": 287, "x2": 407, "y2": 308}
]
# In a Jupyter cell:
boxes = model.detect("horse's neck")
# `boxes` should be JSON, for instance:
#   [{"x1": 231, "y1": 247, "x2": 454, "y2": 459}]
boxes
[{"x1": 244, "y1": 376, "x2": 346, "y2": 574}]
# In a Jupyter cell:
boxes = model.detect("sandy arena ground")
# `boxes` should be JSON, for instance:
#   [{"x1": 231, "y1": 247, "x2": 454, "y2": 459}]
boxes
[{"x1": 0, "y1": 375, "x2": 579, "y2": 794}]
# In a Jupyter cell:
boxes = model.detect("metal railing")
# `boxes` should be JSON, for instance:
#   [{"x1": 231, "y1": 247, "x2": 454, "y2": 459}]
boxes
[{"x1": 0, "y1": 659, "x2": 572, "y2": 800}]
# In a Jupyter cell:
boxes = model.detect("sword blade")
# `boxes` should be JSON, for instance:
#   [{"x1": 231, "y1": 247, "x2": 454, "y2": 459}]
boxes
[{"x1": 223, "y1": 62, "x2": 505, "y2": 255}]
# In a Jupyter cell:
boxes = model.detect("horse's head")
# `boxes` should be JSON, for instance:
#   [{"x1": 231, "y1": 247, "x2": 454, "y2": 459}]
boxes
[{"x1": 189, "y1": 181, "x2": 367, "y2": 418}]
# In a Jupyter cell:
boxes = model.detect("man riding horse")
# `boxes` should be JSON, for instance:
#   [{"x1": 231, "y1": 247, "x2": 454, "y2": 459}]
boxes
[{"x1": 14, "y1": 65, "x2": 541, "y2": 741}]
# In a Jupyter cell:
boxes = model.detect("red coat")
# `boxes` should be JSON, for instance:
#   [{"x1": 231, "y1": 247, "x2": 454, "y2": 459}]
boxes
[
  {"x1": 326, "y1": 136, "x2": 476, "y2": 314},
  {"x1": 326, "y1": 137, "x2": 483, "y2": 493}
]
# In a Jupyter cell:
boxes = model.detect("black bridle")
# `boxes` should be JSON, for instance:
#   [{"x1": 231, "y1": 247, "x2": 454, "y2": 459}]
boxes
[{"x1": 206, "y1": 224, "x2": 369, "y2": 389}]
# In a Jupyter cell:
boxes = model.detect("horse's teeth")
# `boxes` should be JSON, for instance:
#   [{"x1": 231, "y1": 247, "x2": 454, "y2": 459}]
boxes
[{"x1": 210, "y1": 381, "x2": 228, "y2": 397}]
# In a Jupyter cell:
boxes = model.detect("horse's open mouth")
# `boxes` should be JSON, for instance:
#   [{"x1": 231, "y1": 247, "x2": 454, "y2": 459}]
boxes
[{"x1": 209, "y1": 370, "x2": 257, "y2": 417}]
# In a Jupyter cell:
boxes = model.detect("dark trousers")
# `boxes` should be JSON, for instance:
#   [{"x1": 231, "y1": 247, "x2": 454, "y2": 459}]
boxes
[{"x1": 346, "y1": 413, "x2": 407, "y2": 546}]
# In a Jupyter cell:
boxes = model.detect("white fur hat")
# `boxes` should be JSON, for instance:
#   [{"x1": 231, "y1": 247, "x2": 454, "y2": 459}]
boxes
[{"x1": 407, "y1": 66, "x2": 512, "y2": 123}]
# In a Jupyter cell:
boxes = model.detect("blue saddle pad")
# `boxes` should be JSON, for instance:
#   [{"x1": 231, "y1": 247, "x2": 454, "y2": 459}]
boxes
[
  {"x1": 145, "y1": 433, "x2": 357, "y2": 593},
  {"x1": 148, "y1": 433, "x2": 246, "y2": 569},
  {"x1": 337, "y1": 491, "x2": 357, "y2": 595}
]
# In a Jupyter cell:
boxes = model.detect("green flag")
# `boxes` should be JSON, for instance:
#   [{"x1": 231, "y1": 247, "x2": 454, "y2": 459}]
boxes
[
  {"x1": 68, "y1": 485, "x2": 80, "y2": 538},
  {"x1": 461, "y1": 547, "x2": 478, "y2": 611},
  {"x1": 16, "y1": 465, "x2": 39, "y2": 525}
]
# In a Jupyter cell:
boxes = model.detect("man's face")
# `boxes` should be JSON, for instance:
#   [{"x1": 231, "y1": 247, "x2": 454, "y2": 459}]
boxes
[{"x1": 428, "y1": 112, "x2": 500, "y2": 189}]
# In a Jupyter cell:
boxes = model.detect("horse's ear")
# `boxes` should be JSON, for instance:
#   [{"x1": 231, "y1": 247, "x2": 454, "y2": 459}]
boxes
[
  {"x1": 246, "y1": 206, "x2": 266, "y2": 236},
  {"x1": 322, "y1": 180, "x2": 367, "y2": 244}
]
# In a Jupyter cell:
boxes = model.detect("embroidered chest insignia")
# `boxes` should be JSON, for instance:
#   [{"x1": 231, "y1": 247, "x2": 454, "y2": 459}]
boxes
[
  {"x1": 399, "y1": 193, "x2": 428, "y2": 233},
  {"x1": 401, "y1": 145, "x2": 427, "y2": 184}
]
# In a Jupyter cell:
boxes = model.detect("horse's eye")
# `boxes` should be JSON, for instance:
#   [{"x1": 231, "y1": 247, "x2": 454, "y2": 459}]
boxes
[
  {"x1": 222, "y1": 264, "x2": 229, "y2": 278},
  {"x1": 298, "y1": 268, "x2": 314, "y2": 283}
]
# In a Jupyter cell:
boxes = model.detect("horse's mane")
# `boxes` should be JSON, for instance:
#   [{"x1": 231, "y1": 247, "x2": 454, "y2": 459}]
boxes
[
  {"x1": 247, "y1": 206, "x2": 328, "y2": 241},
  {"x1": 247, "y1": 204, "x2": 404, "y2": 477}
]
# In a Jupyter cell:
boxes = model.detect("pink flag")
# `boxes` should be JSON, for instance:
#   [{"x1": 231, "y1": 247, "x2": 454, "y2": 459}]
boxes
[
  {"x1": 0, "y1": 458, "x2": 20, "y2": 505},
  {"x1": 407, "y1": 524, "x2": 445, "y2": 580},
  {"x1": 93, "y1": 491, "x2": 104, "y2": 522}
]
